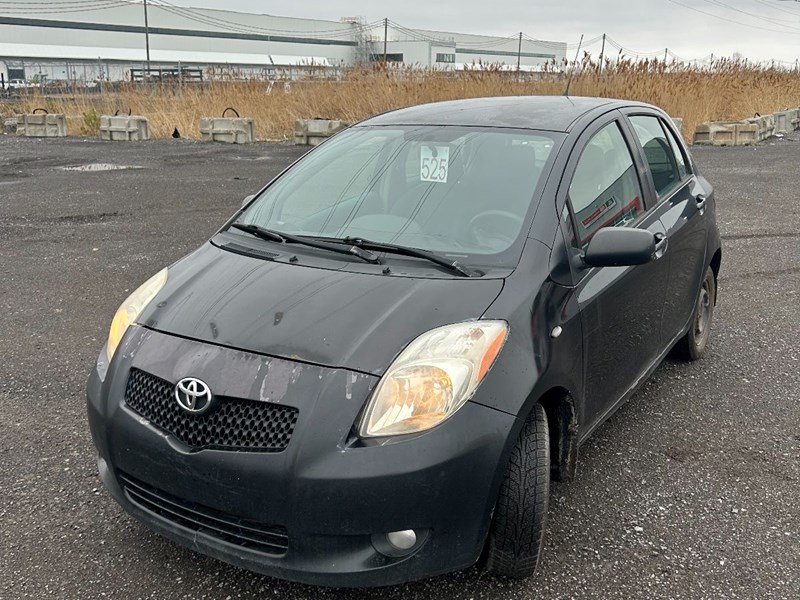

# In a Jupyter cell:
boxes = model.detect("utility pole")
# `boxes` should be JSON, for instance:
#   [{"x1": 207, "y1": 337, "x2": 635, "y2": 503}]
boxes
[
  {"x1": 664, "y1": 47, "x2": 668, "y2": 64},
  {"x1": 383, "y1": 18, "x2": 388, "y2": 62},
  {"x1": 143, "y1": 0, "x2": 151, "y2": 74},
  {"x1": 516, "y1": 31, "x2": 522, "y2": 78},
  {"x1": 599, "y1": 33, "x2": 606, "y2": 73}
]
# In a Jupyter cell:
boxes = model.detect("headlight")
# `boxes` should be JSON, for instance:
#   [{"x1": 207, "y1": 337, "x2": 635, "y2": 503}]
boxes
[
  {"x1": 359, "y1": 321, "x2": 508, "y2": 438},
  {"x1": 106, "y1": 268, "x2": 168, "y2": 362}
]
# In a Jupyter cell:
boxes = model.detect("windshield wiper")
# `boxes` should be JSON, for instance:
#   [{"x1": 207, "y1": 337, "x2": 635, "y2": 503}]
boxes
[
  {"x1": 229, "y1": 223, "x2": 380, "y2": 264},
  {"x1": 339, "y1": 236, "x2": 481, "y2": 277}
]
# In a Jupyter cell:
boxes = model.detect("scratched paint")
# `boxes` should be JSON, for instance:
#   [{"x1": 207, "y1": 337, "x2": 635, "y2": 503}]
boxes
[
  {"x1": 259, "y1": 360, "x2": 299, "y2": 403},
  {"x1": 345, "y1": 372, "x2": 360, "y2": 400},
  {"x1": 125, "y1": 327, "x2": 378, "y2": 411}
]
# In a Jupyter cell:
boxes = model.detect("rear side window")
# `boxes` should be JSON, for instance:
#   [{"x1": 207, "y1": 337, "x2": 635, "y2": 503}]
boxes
[
  {"x1": 630, "y1": 115, "x2": 681, "y2": 196},
  {"x1": 568, "y1": 121, "x2": 644, "y2": 247},
  {"x1": 663, "y1": 123, "x2": 689, "y2": 179}
]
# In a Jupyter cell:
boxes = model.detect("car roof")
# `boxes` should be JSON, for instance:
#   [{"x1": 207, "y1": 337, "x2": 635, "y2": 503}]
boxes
[{"x1": 359, "y1": 96, "x2": 654, "y2": 133}]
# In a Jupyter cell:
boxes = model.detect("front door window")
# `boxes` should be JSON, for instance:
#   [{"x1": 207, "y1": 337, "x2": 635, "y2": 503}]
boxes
[{"x1": 567, "y1": 122, "x2": 644, "y2": 248}]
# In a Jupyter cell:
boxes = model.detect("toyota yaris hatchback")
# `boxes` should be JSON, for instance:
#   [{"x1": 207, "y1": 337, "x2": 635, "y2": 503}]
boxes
[{"x1": 87, "y1": 96, "x2": 721, "y2": 587}]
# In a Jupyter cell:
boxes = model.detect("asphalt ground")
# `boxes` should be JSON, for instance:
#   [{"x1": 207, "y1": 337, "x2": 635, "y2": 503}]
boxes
[{"x1": 0, "y1": 135, "x2": 797, "y2": 600}]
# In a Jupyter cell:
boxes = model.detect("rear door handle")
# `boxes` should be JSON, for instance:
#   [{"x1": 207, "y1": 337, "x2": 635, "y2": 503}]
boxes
[{"x1": 695, "y1": 194, "x2": 707, "y2": 214}]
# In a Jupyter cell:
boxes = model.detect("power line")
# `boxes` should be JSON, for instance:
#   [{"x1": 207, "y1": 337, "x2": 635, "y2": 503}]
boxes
[
  {"x1": 0, "y1": 0, "x2": 127, "y2": 4},
  {"x1": 166, "y1": 0, "x2": 381, "y2": 35},
  {"x1": 150, "y1": 0, "x2": 379, "y2": 38},
  {"x1": 385, "y1": 21, "x2": 449, "y2": 42},
  {"x1": 0, "y1": 0, "x2": 129, "y2": 13},
  {"x1": 605, "y1": 36, "x2": 666, "y2": 57},
  {"x1": 385, "y1": 19, "x2": 570, "y2": 51},
  {"x1": 453, "y1": 35, "x2": 523, "y2": 49},
  {"x1": 0, "y1": 0, "x2": 129, "y2": 4},
  {"x1": 747, "y1": 0, "x2": 800, "y2": 17},
  {"x1": 521, "y1": 32, "x2": 601, "y2": 50},
  {"x1": 1, "y1": 2, "x2": 793, "y2": 66},
  {"x1": 699, "y1": 0, "x2": 800, "y2": 31},
  {"x1": 664, "y1": 0, "x2": 800, "y2": 33}
]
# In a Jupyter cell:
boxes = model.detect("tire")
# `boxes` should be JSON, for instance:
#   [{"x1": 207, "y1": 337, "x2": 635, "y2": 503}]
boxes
[
  {"x1": 484, "y1": 403, "x2": 550, "y2": 579},
  {"x1": 673, "y1": 266, "x2": 716, "y2": 361}
]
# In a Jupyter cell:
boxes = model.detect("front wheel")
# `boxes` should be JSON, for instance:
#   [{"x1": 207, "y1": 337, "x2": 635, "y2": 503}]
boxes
[
  {"x1": 673, "y1": 266, "x2": 716, "y2": 361},
  {"x1": 484, "y1": 403, "x2": 550, "y2": 579}
]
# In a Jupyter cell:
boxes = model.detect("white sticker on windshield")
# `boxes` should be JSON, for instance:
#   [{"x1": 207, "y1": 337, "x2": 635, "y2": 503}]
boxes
[{"x1": 420, "y1": 145, "x2": 450, "y2": 183}]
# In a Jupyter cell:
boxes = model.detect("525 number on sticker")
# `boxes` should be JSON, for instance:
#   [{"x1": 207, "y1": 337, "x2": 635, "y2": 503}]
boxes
[{"x1": 420, "y1": 146, "x2": 450, "y2": 183}]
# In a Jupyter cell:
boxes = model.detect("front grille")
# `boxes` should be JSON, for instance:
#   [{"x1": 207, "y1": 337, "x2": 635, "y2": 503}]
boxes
[
  {"x1": 119, "y1": 471, "x2": 289, "y2": 555},
  {"x1": 124, "y1": 368, "x2": 298, "y2": 452}
]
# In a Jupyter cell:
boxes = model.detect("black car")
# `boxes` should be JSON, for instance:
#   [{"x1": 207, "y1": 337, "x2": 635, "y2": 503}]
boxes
[{"x1": 87, "y1": 96, "x2": 720, "y2": 587}]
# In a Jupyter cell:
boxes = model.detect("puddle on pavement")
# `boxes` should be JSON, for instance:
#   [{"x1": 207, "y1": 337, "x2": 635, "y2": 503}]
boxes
[{"x1": 59, "y1": 163, "x2": 144, "y2": 172}]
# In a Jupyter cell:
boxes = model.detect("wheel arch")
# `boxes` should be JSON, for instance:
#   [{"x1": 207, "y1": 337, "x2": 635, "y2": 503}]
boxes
[
  {"x1": 709, "y1": 247, "x2": 722, "y2": 304},
  {"x1": 536, "y1": 387, "x2": 579, "y2": 482}
]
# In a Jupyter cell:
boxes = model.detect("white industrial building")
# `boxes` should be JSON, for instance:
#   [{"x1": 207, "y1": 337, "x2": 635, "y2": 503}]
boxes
[
  {"x1": 370, "y1": 24, "x2": 566, "y2": 72},
  {"x1": 0, "y1": 0, "x2": 566, "y2": 85}
]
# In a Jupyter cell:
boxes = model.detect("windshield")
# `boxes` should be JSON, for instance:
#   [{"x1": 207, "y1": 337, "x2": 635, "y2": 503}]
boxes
[{"x1": 239, "y1": 125, "x2": 559, "y2": 267}]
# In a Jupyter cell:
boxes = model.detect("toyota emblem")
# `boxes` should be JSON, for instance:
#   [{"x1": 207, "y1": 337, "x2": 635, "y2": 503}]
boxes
[{"x1": 174, "y1": 377, "x2": 214, "y2": 414}]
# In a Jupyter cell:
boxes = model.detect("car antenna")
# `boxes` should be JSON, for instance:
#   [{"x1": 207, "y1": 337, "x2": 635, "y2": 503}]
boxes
[{"x1": 562, "y1": 34, "x2": 585, "y2": 97}]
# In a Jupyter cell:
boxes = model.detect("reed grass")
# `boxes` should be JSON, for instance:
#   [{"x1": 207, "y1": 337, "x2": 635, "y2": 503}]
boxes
[{"x1": 7, "y1": 58, "x2": 800, "y2": 143}]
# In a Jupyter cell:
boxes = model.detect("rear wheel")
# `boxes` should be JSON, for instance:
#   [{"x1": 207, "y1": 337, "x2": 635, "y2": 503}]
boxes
[
  {"x1": 673, "y1": 266, "x2": 716, "y2": 361},
  {"x1": 484, "y1": 403, "x2": 550, "y2": 579}
]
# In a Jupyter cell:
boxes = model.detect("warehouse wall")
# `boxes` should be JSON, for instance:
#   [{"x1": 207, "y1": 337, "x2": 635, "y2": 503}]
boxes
[
  {"x1": 0, "y1": 2, "x2": 358, "y2": 77},
  {"x1": 373, "y1": 23, "x2": 566, "y2": 69},
  {"x1": 0, "y1": 1, "x2": 567, "y2": 81}
]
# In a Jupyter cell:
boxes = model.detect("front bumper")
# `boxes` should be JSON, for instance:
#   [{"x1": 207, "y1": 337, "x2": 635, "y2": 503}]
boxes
[{"x1": 87, "y1": 326, "x2": 517, "y2": 587}]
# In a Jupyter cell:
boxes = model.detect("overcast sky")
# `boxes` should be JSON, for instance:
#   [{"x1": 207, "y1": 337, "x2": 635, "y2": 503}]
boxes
[{"x1": 170, "y1": 0, "x2": 800, "y2": 64}]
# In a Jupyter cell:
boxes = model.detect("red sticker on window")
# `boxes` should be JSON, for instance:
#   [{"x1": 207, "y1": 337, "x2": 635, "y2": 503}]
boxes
[{"x1": 581, "y1": 197, "x2": 617, "y2": 228}]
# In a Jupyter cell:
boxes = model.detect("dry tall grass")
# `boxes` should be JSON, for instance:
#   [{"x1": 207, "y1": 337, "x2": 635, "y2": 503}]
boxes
[{"x1": 8, "y1": 58, "x2": 800, "y2": 143}]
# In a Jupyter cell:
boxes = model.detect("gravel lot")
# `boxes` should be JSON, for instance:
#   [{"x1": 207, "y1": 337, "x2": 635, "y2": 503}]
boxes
[{"x1": 0, "y1": 136, "x2": 797, "y2": 600}]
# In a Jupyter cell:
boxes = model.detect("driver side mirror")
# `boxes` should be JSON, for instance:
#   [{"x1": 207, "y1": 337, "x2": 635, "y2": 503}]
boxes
[
  {"x1": 241, "y1": 194, "x2": 255, "y2": 209},
  {"x1": 582, "y1": 227, "x2": 655, "y2": 268}
]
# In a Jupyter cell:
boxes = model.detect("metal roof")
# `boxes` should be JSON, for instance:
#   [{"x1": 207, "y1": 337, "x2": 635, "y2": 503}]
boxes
[{"x1": 360, "y1": 96, "x2": 645, "y2": 132}]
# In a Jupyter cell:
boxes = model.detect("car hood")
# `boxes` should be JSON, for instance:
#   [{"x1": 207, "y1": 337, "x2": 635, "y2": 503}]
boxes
[{"x1": 138, "y1": 242, "x2": 504, "y2": 375}]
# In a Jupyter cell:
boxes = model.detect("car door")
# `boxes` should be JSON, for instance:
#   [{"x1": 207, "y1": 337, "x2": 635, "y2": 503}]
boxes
[
  {"x1": 559, "y1": 115, "x2": 669, "y2": 430},
  {"x1": 622, "y1": 111, "x2": 708, "y2": 343}
]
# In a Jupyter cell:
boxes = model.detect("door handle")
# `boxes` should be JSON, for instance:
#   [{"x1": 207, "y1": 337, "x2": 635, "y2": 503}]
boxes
[
  {"x1": 654, "y1": 232, "x2": 668, "y2": 258},
  {"x1": 695, "y1": 194, "x2": 707, "y2": 214}
]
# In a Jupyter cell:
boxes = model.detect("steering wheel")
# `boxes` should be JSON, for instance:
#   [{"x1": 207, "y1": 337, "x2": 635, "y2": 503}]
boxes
[{"x1": 467, "y1": 210, "x2": 524, "y2": 250}]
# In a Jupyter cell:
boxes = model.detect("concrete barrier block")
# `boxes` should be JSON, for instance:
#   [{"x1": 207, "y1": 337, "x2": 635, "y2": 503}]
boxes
[
  {"x1": 779, "y1": 108, "x2": 800, "y2": 132},
  {"x1": 744, "y1": 114, "x2": 775, "y2": 141},
  {"x1": 99, "y1": 115, "x2": 150, "y2": 141},
  {"x1": 693, "y1": 121, "x2": 759, "y2": 146},
  {"x1": 3, "y1": 117, "x2": 17, "y2": 135},
  {"x1": 791, "y1": 109, "x2": 800, "y2": 131},
  {"x1": 200, "y1": 117, "x2": 255, "y2": 144},
  {"x1": 736, "y1": 123, "x2": 760, "y2": 145},
  {"x1": 773, "y1": 110, "x2": 792, "y2": 135},
  {"x1": 293, "y1": 119, "x2": 348, "y2": 146},
  {"x1": 670, "y1": 117, "x2": 684, "y2": 134},
  {"x1": 19, "y1": 113, "x2": 67, "y2": 137}
]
